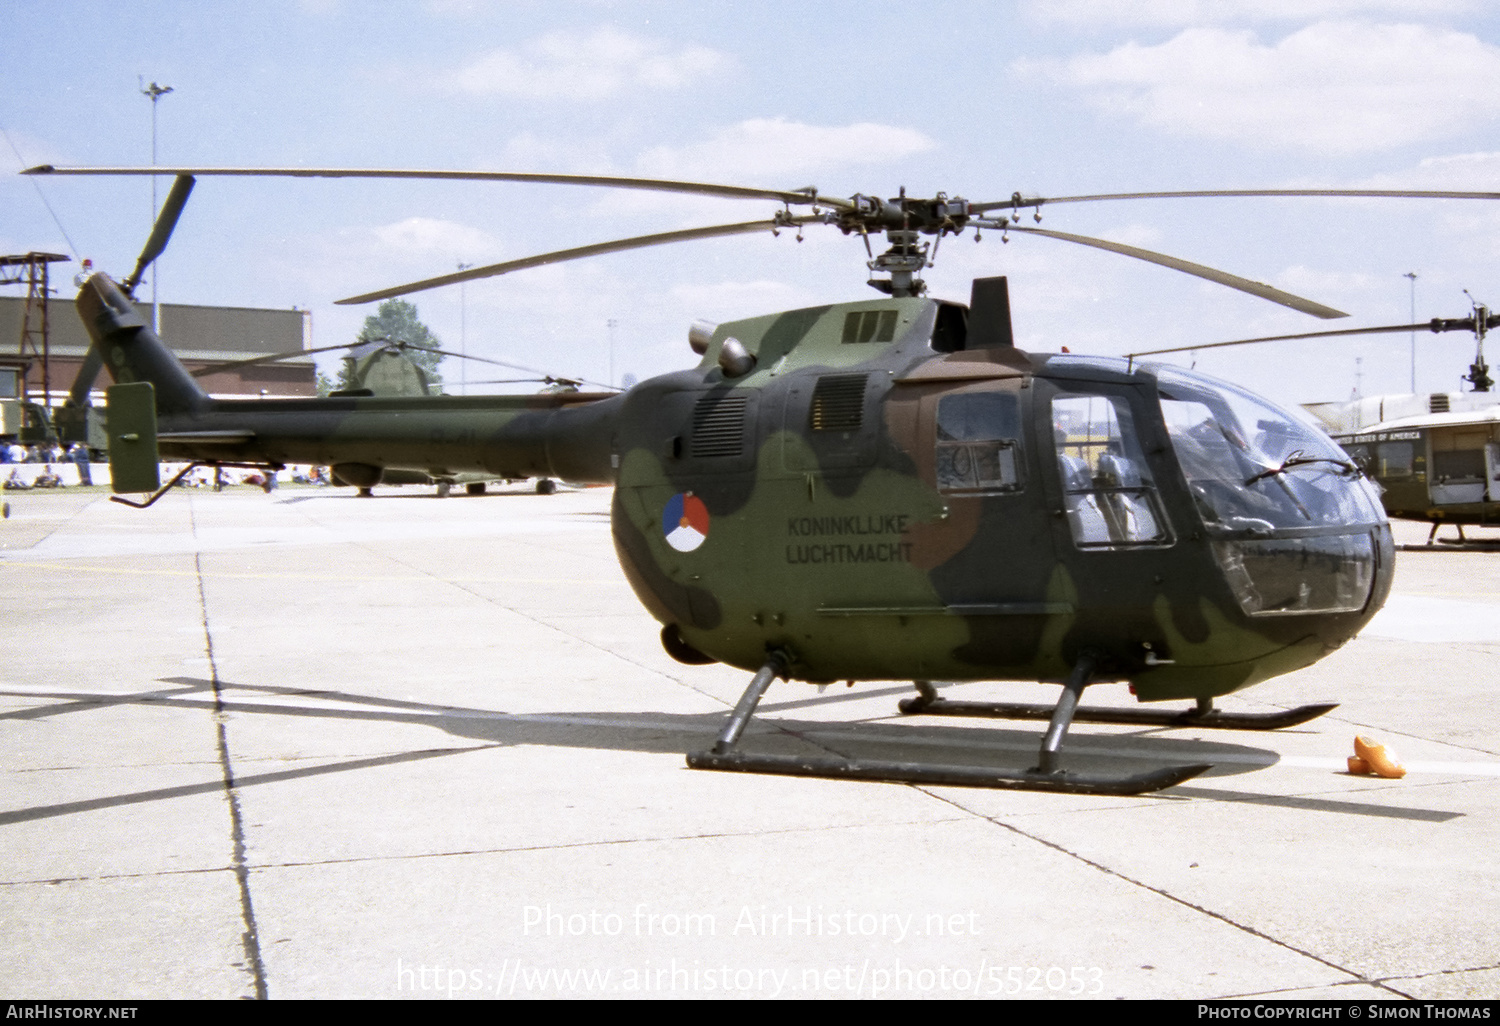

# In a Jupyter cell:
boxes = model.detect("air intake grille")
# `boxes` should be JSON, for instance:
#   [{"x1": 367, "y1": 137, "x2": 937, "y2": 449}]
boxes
[
  {"x1": 809, "y1": 374, "x2": 867, "y2": 432},
  {"x1": 1430, "y1": 393, "x2": 1451, "y2": 413},
  {"x1": 690, "y1": 395, "x2": 748, "y2": 457}
]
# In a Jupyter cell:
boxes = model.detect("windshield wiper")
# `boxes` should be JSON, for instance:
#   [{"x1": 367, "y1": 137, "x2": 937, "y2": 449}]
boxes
[{"x1": 1245, "y1": 450, "x2": 1360, "y2": 486}]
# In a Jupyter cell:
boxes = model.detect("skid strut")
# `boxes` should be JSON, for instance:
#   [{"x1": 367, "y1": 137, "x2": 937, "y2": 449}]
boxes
[
  {"x1": 900, "y1": 682, "x2": 1335, "y2": 731},
  {"x1": 687, "y1": 653, "x2": 1210, "y2": 796}
]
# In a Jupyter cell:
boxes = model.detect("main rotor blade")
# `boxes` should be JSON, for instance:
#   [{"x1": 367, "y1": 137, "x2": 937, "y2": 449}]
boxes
[
  {"x1": 122, "y1": 174, "x2": 195, "y2": 294},
  {"x1": 375, "y1": 345, "x2": 617, "y2": 390},
  {"x1": 1128, "y1": 312, "x2": 1500, "y2": 358},
  {"x1": 414, "y1": 346, "x2": 546, "y2": 373},
  {"x1": 972, "y1": 187, "x2": 1500, "y2": 213},
  {"x1": 188, "y1": 340, "x2": 366, "y2": 378},
  {"x1": 22, "y1": 164, "x2": 846, "y2": 209},
  {"x1": 1128, "y1": 323, "x2": 1429, "y2": 358},
  {"x1": 1003, "y1": 224, "x2": 1347, "y2": 319},
  {"x1": 191, "y1": 340, "x2": 615, "y2": 390},
  {"x1": 336, "y1": 217, "x2": 818, "y2": 305}
]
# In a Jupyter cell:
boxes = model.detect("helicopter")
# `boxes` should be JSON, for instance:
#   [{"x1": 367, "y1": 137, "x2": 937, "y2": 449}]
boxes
[
  {"x1": 27, "y1": 163, "x2": 1500, "y2": 795},
  {"x1": 1126, "y1": 303, "x2": 1500, "y2": 545},
  {"x1": 207, "y1": 329, "x2": 597, "y2": 496}
]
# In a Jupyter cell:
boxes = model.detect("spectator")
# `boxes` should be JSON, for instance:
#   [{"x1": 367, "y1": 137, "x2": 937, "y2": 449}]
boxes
[{"x1": 69, "y1": 444, "x2": 92, "y2": 486}]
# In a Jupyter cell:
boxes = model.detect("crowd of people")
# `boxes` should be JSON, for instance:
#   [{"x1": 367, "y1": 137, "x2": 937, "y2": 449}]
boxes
[
  {"x1": 2, "y1": 441, "x2": 92, "y2": 489},
  {"x1": 1, "y1": 442, "x2": 331, "y2": 492},
  {"x1": 178, "y1": 466, "x2": 330, "y2": 491},
  {"x1": 1, "y1": 440, "x2": 89, "y2": 466}
]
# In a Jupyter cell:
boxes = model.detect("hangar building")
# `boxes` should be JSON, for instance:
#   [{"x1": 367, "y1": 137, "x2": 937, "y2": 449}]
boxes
[{"x1": 0, "y1": 291, "x2": 316, "y2": 403}]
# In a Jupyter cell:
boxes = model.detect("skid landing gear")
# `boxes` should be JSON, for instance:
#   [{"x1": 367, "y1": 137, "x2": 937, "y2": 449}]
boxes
[
  {"x1": 687, "y1": 654, "x2": 1210, "y2": 796},
  {"x1": 899, "y1": 682, "x2": 1336, "y2": 731}
]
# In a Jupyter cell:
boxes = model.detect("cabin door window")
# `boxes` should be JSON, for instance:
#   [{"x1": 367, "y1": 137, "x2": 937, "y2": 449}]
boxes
[{"x1": 1051, "y1": 393, "x2": 1170, "y2": 548}]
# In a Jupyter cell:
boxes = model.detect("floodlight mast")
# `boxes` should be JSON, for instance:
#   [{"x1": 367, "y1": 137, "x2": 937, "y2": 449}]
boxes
[
  {"x1": 457, "y1": 262, "x2": 473, "y2": 395},
  {"x1": 1404, "y1": 271, "x2": 1418, "y2": 393},
  {"x1": 139, "y1": 78, "x2": 173, "y2": 333}
]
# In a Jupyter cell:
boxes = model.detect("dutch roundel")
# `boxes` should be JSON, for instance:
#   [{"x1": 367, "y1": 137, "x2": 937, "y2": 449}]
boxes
[{"x1": 662, "y1": 493, "x2": 710, "y2": 552}]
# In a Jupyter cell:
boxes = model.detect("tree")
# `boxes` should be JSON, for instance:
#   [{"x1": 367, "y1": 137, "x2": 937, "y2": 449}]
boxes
[{"x1": 340, "y1": 299, "x2": 444, "y2": 390}]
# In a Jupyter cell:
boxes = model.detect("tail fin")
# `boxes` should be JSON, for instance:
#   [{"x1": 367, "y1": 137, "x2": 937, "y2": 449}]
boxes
[{"x1": 75, "y1": 274, "x2": 210, "y2": 415}]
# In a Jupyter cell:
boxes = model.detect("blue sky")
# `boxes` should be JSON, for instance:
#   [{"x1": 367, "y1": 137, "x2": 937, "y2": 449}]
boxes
[{"x1": 5, "y1": 0, "x2": 1500, "y2": 404}]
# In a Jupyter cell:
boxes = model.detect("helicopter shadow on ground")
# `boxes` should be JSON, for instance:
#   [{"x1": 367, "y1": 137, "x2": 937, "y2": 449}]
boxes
[{"x1": 0, "y1": 677, "x2": 1458, "y2": 825}]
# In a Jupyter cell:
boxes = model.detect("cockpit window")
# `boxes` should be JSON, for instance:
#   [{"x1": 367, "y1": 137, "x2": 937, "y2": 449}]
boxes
[
  {"x1": 1052, "y1": 393, "x2": 1170, "y2": 548},
  {"x1": 1154, "y1": 366, "x2": 1383, "y2": 534},
  {"x1": 935, "y1": 391, "x2": 1023, "y2": 493},
  {"x1": 1152, "y1": 366, "x2": 1381, "y2": 617}
]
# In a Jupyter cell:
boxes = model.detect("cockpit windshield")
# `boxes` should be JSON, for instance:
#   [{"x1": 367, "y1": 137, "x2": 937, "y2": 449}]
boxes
[
  {"x1": 1152, "y1": 366, "x2": 1383, "y2": 617},
  {"x1": 1153, "y1": 366, "x2": 1383, "y2": 535}
]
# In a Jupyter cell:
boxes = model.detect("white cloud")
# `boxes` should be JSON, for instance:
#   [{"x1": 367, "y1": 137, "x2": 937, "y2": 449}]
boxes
[
  {"x1": 442, "y1": 27, "x2": 728, "y2": 100},
  {"x1": 1017, "y1": 21, "x2": 1500, "y2": 154},
  {"x1": 666, "y1": 279, "x2": 816, "y2": 320},
  {"x1": 1272, "y1": 264, "x2": 1381, "y2": 309},
  {"x1": 1021, "y1": 0, "x2": 1477, "y2": 27},
  {"x1": 633, "y1": 118, "x2": 937, "y2": 182},
  {"x1": 1356, "y1": 150, "x2": 1500, "y2": 189},
  {"x1": 484, "y1": 132, "x2": 612, "y2": 174},
  {"x1": 368, "y1": 216, "x2": 499, "y2": 259},
  {"x1": 1085, "y1": 222, "x2": 1166, "y2": 249}
]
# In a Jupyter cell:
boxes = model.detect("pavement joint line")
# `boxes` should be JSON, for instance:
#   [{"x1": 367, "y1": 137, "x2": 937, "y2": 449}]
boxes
[
  {"x1": 3, "y1": 492, "x2": 98, "y2": 552},
  {"x1": 0, "y1": 747, "x2": 495, "y2": 827},
  {"x1": 1229, "y1": 979, "x2": 1400, "y2": 999},
  {"x1": 190, "y1": 497, "x2": 268, "y2": 1001},
  {"x1": 1382, "y1": 962, "x2": 1500, "y2": 986},
  {"x1": 919, "y1": 789, "x2": 1416, "y2": 1001},
  {"x1": 0, "y1": 816, "x2": 975, "y2": 890},
  {"x1": 1313, "y1": 714, "x2": 1500, "y2": 761}
]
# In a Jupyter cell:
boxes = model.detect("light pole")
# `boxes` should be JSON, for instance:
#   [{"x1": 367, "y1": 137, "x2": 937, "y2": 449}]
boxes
[
  {"x1": 607, "y1": 318, "x2": 618, "y2": 389},
  {"x1": 140, "y1": 78, "x2": 173, "y2": 333},
  {"x1": 1404, "y1": 271, "x2": 1418, "y2": 393},
  {"x1": 457, "y1": 262, "x2": 473, "y2": 394}
]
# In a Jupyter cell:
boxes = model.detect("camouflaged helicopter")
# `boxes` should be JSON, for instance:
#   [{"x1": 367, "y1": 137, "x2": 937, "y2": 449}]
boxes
[{"x1": 29, "y1": 163, "x2": 1499, "y2": 795}]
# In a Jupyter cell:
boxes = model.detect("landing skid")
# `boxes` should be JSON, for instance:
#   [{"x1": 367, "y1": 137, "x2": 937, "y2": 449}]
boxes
[
  {"x1": 899, "y1": 684, "x2": 1336, "y2": 731},
  {"x1": 687, "y1": 750, "x2": 1207, "y2": 796},
  {"x1": 686, "y1": 654, "x2": 1211, "y2": 796},
  {"x1": 1401, "y1": 524, "x2": 1500, "y2": 552}
]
